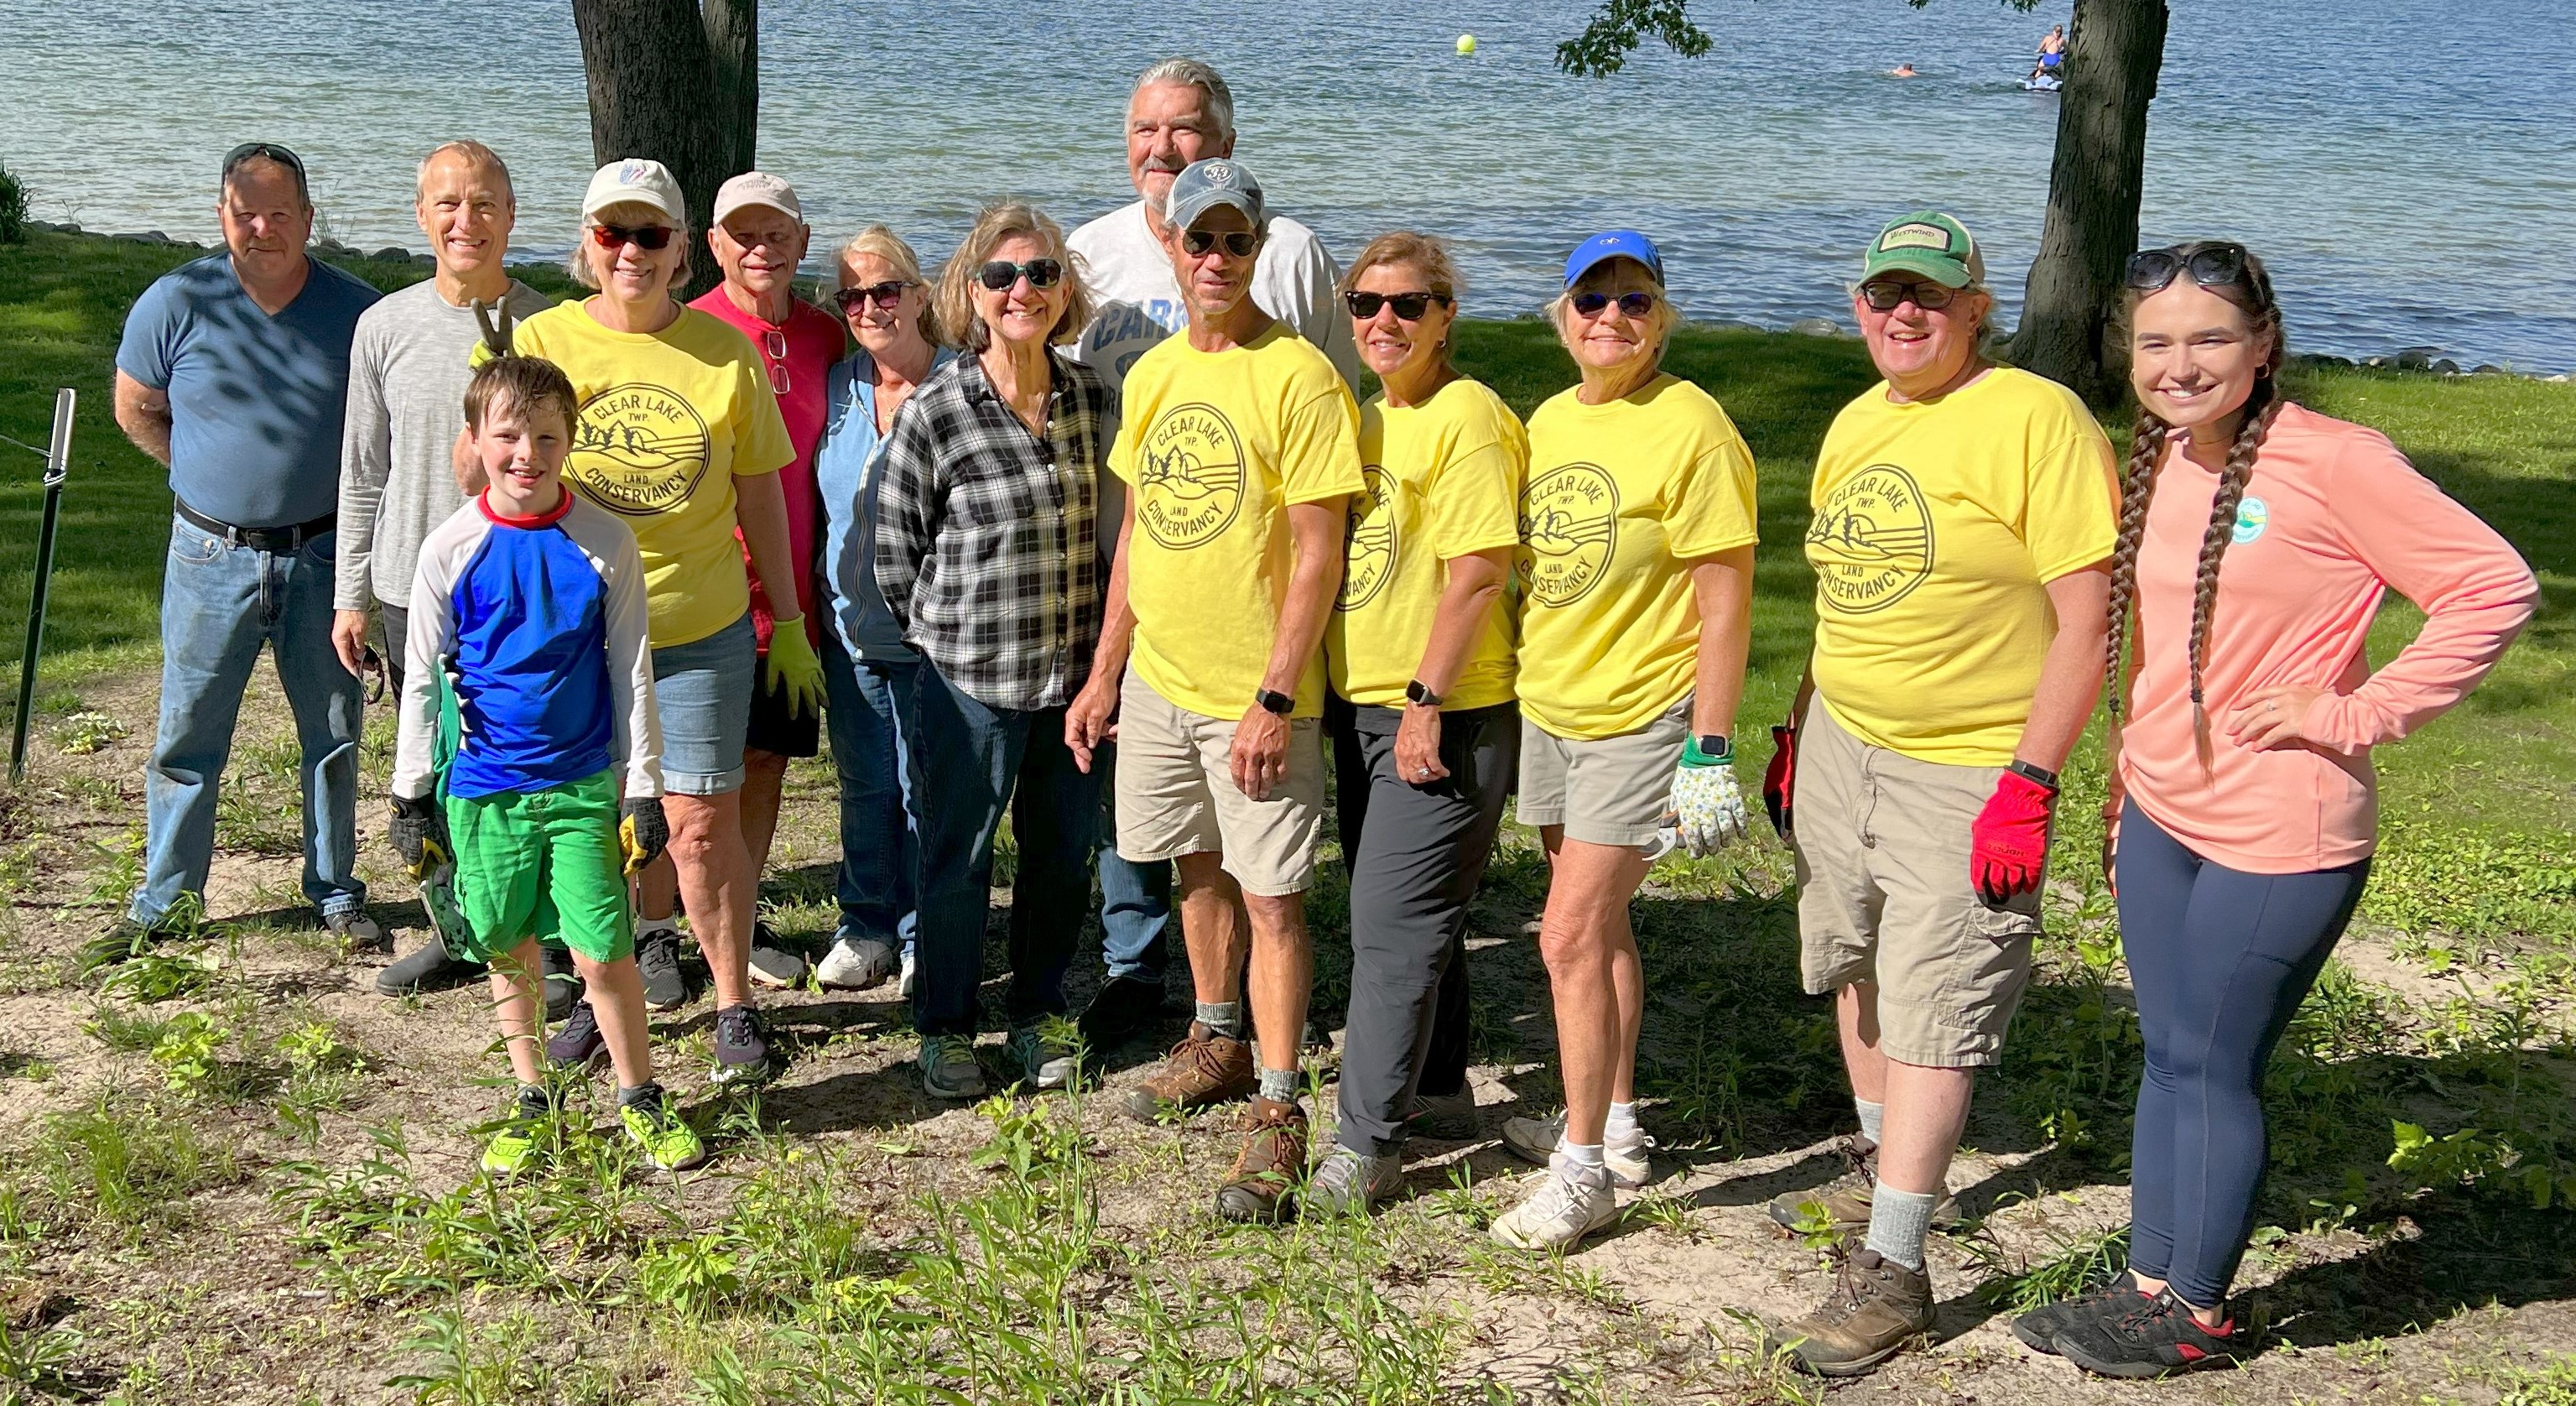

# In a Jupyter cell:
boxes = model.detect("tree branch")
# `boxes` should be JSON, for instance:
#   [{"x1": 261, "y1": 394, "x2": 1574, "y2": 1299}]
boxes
[{"x1": 1556, "y1": 0, "x2": 1713, "y2": 78}]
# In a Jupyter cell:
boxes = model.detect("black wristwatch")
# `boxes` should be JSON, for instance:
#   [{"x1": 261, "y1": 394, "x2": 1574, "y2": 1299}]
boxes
[
  {"x1": 1696, "y1": 733, "x2": 1731, "y2": 759},
  {"x1": 1254, "y1": 688, "x2": 1294, "y2": 717},
  {"x1": 1405, "y1": 680, "x2": 1444, "y2": 708},
  {"x1": 2006, "y1": 758, "x2": 2062, "y2": 791}
]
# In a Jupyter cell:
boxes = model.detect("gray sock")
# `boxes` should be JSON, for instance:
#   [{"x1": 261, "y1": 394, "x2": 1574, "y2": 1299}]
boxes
[
  {"x1": 1864, "y1": 1185, "x2": 1938, "y2": 1271},
  {"x1": 1257, "y1": 1066, "x2": 1300, "y2": 1103},
  {"x1": 1855, "y1": 1097, "x2": 1886, "y2": 1145},
  {"x1": 617, "y1": 1081, "x2": 662, "y2": 1108},
  {"x1": 1196, "y1": 1001, "x2": 1246, "y2": 1039}
]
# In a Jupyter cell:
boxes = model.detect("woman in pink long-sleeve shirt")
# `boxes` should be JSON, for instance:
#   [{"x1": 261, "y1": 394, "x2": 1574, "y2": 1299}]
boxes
[{"x1": 2016, "y1": 243, "x2": 2538, "y2": 1378}]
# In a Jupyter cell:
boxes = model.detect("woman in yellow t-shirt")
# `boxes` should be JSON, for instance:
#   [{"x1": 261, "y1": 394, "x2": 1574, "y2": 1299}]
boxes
[
  {"x1": 1491, "y1": 232, "x2": 1760, "y2": 1252},
  {"x1": 477, "y1": 160, "x2": 814, "y2": 1090},
  {"x1": 1310, "y1": 233, "x2": 1527, "y2": 1215}
]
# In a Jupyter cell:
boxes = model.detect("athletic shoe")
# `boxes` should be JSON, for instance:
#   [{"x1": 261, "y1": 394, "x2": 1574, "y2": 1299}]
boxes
[
  {"x1": 706, "y1": 1004, "x2": 773, "y2": 1089},
  {"x1": 898, "y1": 945, "x2": 917, "y2": 998},
  {"x1": 77, "y1": 917, "x2": 173, "y2": 976},
  {"x1": 919, "y1": 1033, "x2": 987, "y2": 1101},
  {"x1": 539, "y1": 942, "x2": 581, "y2": 1023},
  {"x1": 1304, "y1": 1144, "x2": 1405, "y2": 1216},
  {"x1": 2054, "y1": 1287, "x2": 2249, "y2": 1377},
  {"x1": 1490, "y1": 1155, "x2": 1618, "y2": 1252},
  {"x1": 1405, "y1": 1087, "x2": 1481, "y2": 1141},
  {"x1": 479, "y1": 1087, "x2": 555, "y2": 1179},
  {"x1": 1214, "y1": 1096, "x2": 1310, "y2": 1225},
  {"x1": 375, "y1": 929, "x2": 482, "y2": 997},
  {"x1": 636, "y1": 925, "x2": 688, "y2": 1012},
  {"x1": 1501, "y1": 1114, "x2": 1653, "y2": 1189},
  {"x1": 815, "y1": 937, "x2": 897, "y2": 991},
  {"x1": 747, "y1": 923, "x2": 807, "y2": 989},
  {"x1": 1121, "y1": 1023, "x2": 1257, "y2": 1122},
  {"x1": 325, "y1": 909, "x2": 389, "y2": 955},
  {"x1": 620, "y1": 1085, "x2": 709, "y2": 1171},
  {"x1": 1764, "y1": 1134, "x2": 1964, "y2": 1238},
  {"x1": 1767, "y1": 1248, "x2": 1936, "y2": 1377},
  {"x1": 2012, "y1": 1279, "x2": 2153, "y2": 1356},
  {"x1": 1075, "y1": 975, "x2": 1167, "y2": 1054},
  {"x1": 1007, "y1": 1024, "x2": 1080, "y2": 1091},
  {"x1": 547, "y1": 999, "x2": 609, "y2": 1075}
]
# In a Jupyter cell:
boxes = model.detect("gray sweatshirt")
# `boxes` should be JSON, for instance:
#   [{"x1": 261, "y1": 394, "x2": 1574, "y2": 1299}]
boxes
[{"x1": 335, "y1": 277, "x2": 555, "y2": 611}]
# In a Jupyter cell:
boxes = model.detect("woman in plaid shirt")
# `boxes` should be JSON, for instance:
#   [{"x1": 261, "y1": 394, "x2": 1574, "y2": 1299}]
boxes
[{"x1": 873, "y1": 201, "x2": 1114, "y2": 1100}]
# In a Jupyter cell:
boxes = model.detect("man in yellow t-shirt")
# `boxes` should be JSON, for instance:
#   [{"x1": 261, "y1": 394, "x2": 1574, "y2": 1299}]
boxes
[{"x1": 1066, "y1": 159, "x2": 1359, "y2": 1225}]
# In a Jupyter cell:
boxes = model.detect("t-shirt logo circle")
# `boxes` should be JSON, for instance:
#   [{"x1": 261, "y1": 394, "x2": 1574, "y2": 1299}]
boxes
[
  {"x1": 1136, "y1": 402, "x2": 1246, "y2": 549},
  {"x1": 2232, "y1": 496, "x2": 2268, "y2": 544},
  {"x1": 567, "y1": 383, "x2": 712, "y2": 517},
  {"x1": 1808, "y1": 463, "x2": 1934, "y2": 615},
  {"x1": 1336, "y1": 465, "x2": 1398, "y2": 612},
  {"x1": 1519, "y1": 462, "x2": 1620, "y2": 608}
]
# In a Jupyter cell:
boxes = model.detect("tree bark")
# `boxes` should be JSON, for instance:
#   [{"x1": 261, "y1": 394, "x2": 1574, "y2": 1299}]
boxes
[
  {"x1": 2006, "y1": 0, "x2": 2168, "y2": 406},
  {"x1": 570, "y1": 0, "x2": 759, "y2": 300}
]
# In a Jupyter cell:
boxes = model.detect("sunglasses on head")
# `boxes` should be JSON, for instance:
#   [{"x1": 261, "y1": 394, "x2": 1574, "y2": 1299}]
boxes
[
  {"x1": 1570, "y1": 290, "x2": 1657, "y2": 319},
  {"x1": 1344, "y1": 290, "x2": 1450, "y2": 321},
  {"x1": 977, "y1": 258, "x2": 1064, "y2": 291},
  {"x1": 1183, "y1": 228, "x2": 1260, "y2": 258},
  {"x1": 2126, "y1": 242, "x2": 2251, "y2": 293},
  {"x1": 591, "y1": 222, "x2": 675, "y2": 252},
  {"x1": 833, "y1": 279, "x2": 913, "y2": 315},
  {"x1": 1858, "y1": 279, "x2": 1959, "y2": 311}
]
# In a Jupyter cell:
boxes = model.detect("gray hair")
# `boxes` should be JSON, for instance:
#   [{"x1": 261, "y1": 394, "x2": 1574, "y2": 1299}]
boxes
[
  {"x1": 1132, "y1": 57, "x2": 1236, "y2": 140},
  {"x1": 414, "y1": 140, "x2": 515, "y2": 206}
]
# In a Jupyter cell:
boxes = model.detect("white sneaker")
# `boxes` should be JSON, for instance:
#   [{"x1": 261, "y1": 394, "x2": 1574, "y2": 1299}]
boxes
[
  {"x1": 1490, "y1": 1155, "x2": 1618, "y2": 1252},
  {"x1": 898, "y1": 946, "x2": 917, "y2": 998},
  {"x1": 1501, "y1": 1114, "x2": 1653, "y2": 1189},
  {"x1": 815, "y1": 937, "x2": 897, "y2": 991}
]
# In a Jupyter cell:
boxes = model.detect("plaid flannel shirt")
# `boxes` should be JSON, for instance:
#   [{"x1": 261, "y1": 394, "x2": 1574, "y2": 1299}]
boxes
[{"x1": 872, "y1": 351, "x2": 1109, "y2": 711}]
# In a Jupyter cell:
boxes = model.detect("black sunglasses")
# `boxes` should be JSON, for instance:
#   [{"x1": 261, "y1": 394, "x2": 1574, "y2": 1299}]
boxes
[
  {"x1": 1345, "y1": 290, "x2": 1451, "y2": 321},
  {"x1": 833, "y1": 279, "x2": 913, "y2": 314},
  {"x1": 1570, "y1": 290, "x2": 1657, "y2": 319},
  {"x1": 1858, "y1": 279, "x2": 1959, "y2": 311},
  {"x1": 977, "y1": 258, "x2": 1064, "y2": 291},
  {"x1": 591, "y1": 222, "x2": 676, "y2": 252},
  {"x1": 1183, "y1": 228, "x2": 1260, "y2": 258},
  {"x1": 2126, "y1": 243, "x2": 2250, "y2": 294}
]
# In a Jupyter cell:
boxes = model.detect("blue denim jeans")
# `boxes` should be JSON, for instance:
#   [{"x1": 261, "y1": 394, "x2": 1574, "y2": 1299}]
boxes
[
  {"x1": 902, "y1": 664, "x2": 1100, "y2": 1037},
  {"x1": 822, "y1": 632, "x2": 919, "y2": 956},
  {"x1": 1094, "y1": 742, "x2": 1172, "y2": 984},
  {"x1": 136, "y1": 516, "x2": 365, "y2": 925}
]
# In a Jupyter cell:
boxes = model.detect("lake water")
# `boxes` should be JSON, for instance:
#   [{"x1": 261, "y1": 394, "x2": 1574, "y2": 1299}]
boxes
[{"x1": 6, "y1": 0, "x2": 2573, "y2": 371}]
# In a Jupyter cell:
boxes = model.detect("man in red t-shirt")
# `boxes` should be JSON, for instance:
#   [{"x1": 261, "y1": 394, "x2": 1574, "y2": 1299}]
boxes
[{"x1": 691, "y1": 171, "x2": 850, "y2": 988}]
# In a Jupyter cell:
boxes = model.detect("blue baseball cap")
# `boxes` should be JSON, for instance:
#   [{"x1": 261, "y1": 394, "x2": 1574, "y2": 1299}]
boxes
[
  {"x1": 1564, "y1": 230, "x2": 1665, "y2": 288},
  {"x1": 1163, "y1": 158, "x2": 1267, "y2": 232}
]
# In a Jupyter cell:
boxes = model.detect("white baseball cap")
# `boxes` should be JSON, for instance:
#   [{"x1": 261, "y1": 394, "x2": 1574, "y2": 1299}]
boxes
[
  {"x1": 581, "y1": 158, "x2": 686, "y2": 226},
  {"x1": 712, "y1": 171, "x2": 804, "y2": 226}
]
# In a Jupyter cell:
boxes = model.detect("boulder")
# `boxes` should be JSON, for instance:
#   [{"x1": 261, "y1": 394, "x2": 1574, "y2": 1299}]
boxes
[
  {"x1": 2299, "y1": 353, "x2": 2355, "y2": 369},
  {"x1": 110, "y1": 230, "x2": 174, "y2": 244},
  {"x1": 2432, "y1": 358, "x2": 2461, "y2": 375},
  {"x1": 2362, "y1": 356, "x2": 2394, "y2": 368},
  {"x1": 370, "y1": 246, "x2": 411, "y2": 262},
  {"x1": 2394, "y1": 346, "x2": 2439, "y2": 369},
  {"x1": 1787, "y1": 317, "x2": 1843, "y2": 337},
  {"x1": 2471, "y1": 364, "x2": 2509, "y2": 376}
]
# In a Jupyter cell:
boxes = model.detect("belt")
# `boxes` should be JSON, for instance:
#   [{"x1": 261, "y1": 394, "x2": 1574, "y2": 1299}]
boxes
[{"x1": 177, "y1": 501, "x2": 336, "y2": 553}]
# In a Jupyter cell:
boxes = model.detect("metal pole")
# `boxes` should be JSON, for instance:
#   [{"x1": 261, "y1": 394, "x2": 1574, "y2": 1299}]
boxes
[{"x1": 9, "y1": 388, "x2": 75, "y2": 785}]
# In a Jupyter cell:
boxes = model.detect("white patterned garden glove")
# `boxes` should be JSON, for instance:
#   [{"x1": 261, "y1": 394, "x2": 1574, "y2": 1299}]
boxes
[{"x1": 1669, "y1": 737, "x2": 1750, "y2": 857}]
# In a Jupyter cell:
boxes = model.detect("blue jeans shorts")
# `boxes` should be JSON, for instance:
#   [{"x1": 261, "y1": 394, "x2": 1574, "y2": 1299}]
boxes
[{"x1": 651, "y1": 612, "x2": 756, "y2": 795}]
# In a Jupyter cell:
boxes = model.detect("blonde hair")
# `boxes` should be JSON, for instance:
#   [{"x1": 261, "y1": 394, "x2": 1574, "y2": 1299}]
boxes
[
  {"x1": 935, "y1": 200, "x2": 1092, "y2": 353},
  {"x1": 1340, "y1": 231, "x2": 1465, "y2": 365},
  {"x1": 568, "y1": 200, "x2": 690, "y2": 292},
  {"x1": 1547, "y1": 257, "x2": 1677, "y2": 377},
  {"x1": 414, "y1": 140, "x2": 514, "y2": 206},
  {"x1": 836, "y1": 225, "x2": 947, "y2": 348}
]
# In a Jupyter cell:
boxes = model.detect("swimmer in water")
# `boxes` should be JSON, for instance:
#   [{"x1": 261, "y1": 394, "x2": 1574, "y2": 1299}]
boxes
[{"x1": 1891, "y1": 62, "x2": 1918, "y2": 78}]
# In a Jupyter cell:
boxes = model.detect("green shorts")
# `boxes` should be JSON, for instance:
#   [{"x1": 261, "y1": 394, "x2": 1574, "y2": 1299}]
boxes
[{"x1": 445, "y1": 768, "x2": 633, "y2": 965}]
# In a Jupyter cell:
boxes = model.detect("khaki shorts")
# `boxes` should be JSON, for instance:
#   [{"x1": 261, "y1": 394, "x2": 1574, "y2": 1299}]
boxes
[
  {"x1": 1515, "y1": 697, "x2": 1689, "y2": 848},
  {"x1": 1790, "y1": 697, "x2": 2041, "y2": 1068},
  {"x1": 1115, "y1": 669, "x2": 1324, "y2": 897}
]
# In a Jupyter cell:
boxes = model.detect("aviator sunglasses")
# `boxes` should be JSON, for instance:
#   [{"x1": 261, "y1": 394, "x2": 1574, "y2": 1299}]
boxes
[
  {"x1": 977, "y1": 258, "x2": 1064, "y2": 291},
  {"x1": 2126, "y1": 242, "x2": 2251, "y2": 293},
  {"x1": 833, "y1": 279, "x2": 914, "y2": 315},
  {"x1": 1858, "y1": 279, "x2": 1959, "y2": 311},
  {"x1": 1344, "y1": 290, "x2": 1451, "y2": 321},
  {"x1": 1570, "y1": 289, "x2": 1657, "y2": 319},
  {"x1": 591, "y1": 222, "x2": 676, "y2": 252},
  {"x1": 1183, "y1": 228, "x2": 1260, "y2": 258}
]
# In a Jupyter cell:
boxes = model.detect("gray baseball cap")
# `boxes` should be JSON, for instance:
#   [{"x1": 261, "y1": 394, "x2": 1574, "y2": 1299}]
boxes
[{"x1": 1163, "y1": 158, "x2": 1265, "y2": 231}]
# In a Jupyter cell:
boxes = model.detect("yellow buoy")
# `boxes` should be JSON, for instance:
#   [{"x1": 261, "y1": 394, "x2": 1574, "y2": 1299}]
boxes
[{"x1": 1456, "y1": 34, "x2": 1477, "y2": 55}]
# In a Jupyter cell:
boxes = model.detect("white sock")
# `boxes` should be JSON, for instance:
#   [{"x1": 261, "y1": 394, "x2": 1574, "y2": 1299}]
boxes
[
  {"x1": 637, "y1": 916, "x2": 679, "y2": 939},
  {"x1": 1605, "y1": 1101, "x2": 1640, "y2": 1143},
  {"x1": 1559, "y1": 1141, "x2": 1607, "y2": 1168},
  {"x1": 1855, "y1": 1097, "x2": 1885, "y2": 1145},
  {"x1": 1864, "y1": 1185, "x2": 1937, "y2": 1271}
]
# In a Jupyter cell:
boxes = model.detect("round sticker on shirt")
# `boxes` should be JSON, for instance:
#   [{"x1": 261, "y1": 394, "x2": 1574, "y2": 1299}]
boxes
[
  {"x1": 1519, "y1": 463, "x2": 1620, "y2": 607},
  {"x1": 1136, "y1": 402, "x2": 1246, "y2": 549},
  {"x1": 2232, "y1": 496, "x2": 2268, "y2": 544},
  {"x1": 566, "y1": 383, "x2": 712, "y2": 516},
  {"x1": 1337, "y1": 465, "x2": 1397, "y2": 611},
  {"x1": 1808, "y1": 464, "x2": 1934, "y2": 615}
]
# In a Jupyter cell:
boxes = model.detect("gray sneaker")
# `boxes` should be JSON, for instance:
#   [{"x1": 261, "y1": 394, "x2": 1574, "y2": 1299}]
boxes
[
  {"x1": 1304, "y1": 1145, "x2": 1405, "y2": 1216},
  {"x1": 747, "y1": 942, "x2": 808, "y2": 990},
  {"x1": 326, "y1": 909, "x2": 389, "y2": 955},
  {"x1": 1006, "y1": 1025, "x2": 1080, "y2": 1091},
  {"x1": 1406, "y1": 1087, "x2": 1480, "y2": 1141},
  {"x1": 919, "y1": 1034, "x2": 987, "y2": 1101}
]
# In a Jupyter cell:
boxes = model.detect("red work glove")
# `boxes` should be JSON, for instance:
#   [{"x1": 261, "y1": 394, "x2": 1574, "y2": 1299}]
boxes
[
  {"x1": 1970, "y1": 769, "x2": 2058, "y2": 909},
  {"x1": 1763, "y1": 722, "x2": 1798, "y2": 839}
]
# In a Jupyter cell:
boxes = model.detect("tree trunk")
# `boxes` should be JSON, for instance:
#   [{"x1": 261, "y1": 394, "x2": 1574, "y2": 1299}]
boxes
[
  {"x1": 569, "y1": 0, "x2": 758, "y2": 300},
  {"x1": 2006, "y1": 0, "x2": 2168, "y2": 406}
]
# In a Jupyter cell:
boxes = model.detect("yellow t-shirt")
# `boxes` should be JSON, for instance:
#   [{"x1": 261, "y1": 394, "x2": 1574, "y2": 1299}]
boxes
[
  {"x1": 1326, "y1": 379, "x2": 1528, "y2": 711},
  {"x1": 1514, "y1": 374, "x2": 1760, "y2": 740},
  {"x1": 481, "y1": 301, "x2": 794, "y2": 648},
  {"x1": 1111, "y1": 323, "x2": 1363, "y2": 718},
  {"x1": 1805, "y1": 366, "x2": 2118, "y2": 764}
]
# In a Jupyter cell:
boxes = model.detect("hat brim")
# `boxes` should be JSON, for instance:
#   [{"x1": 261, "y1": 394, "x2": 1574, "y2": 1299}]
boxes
[
  {"x1": 1862, "y1": 250, "x2": 1975, "y2": 289},
  {"x1": 713, "y1": 196, "x2": 803, "y2": 226},
  {"x1": 1563, "y1": 249, "x2": 1663, "y2": 289},
  {"x1": 1167, "y1": 190, "x2": 1262, "y2": 231}
]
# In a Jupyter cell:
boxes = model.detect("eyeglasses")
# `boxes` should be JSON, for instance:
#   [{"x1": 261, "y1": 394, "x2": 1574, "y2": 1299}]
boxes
[
  {"x1": 978, "y1": 258, "x2": 1064, "y2": 291},
  {"x1": 760, "y1": 330, "x2": 791, "y2": 397},
  {"x1": 1858, "y1": 279, "x2": 1958, "y2": 311},
  {"x1": 221, "y1": 141, "x2": 308, "y2": 193},
  {"x1": 1182, "y1": 228, "x2": 1260, "y2": 258},
  {"x1": 591, "y1": 222, "x2": 676, "y2": 252},
  {"x1": 833, "y1": 280, "x2": 913, "y2": 315},
  {"x1": 1570, "y1": 290, "x2": 1657, "y2": 319},
  {"x1": 1344, "y1": 290, "x2": 1450, "y2": 321},
  {"x1": 2126, "y1": 242, "x2": 2251, "y2": 293}
]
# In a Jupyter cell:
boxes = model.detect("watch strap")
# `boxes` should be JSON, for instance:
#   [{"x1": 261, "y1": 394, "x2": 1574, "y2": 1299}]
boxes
[
  {"x1": 2006, "y1": 758, "x2": 2061, "y2": 791},
  {"x1": 1254, "y1": 688, "x2": 1294, "y2": 716}
]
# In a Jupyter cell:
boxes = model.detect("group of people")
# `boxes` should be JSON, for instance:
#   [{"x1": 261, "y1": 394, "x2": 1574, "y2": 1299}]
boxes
[{"x1": 103, "y1": 54, "x2": 2535, "y2": 1382}]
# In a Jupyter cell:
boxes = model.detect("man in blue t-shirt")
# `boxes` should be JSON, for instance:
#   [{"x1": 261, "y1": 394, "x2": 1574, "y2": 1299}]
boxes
[{"x1": 103, "y1": 142, "x2": 384, "y2": 956}]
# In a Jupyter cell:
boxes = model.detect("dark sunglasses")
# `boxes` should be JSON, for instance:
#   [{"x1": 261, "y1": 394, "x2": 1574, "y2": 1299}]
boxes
[
  {"x1": 1344, "y1": 290, "x2": 1450, "y2": 321},
  {"x1": 977, "y1": 258, "x2": 1064, "y2": 291},
  {"x1": 591, "y1": 222, "x2": 676, "y2": 252},
  {"x1": 1183, "y1": 228, "x2": 1261, "y2": 258},
  {"x1": 1570, "y1": 290, "x2": 1657, "y2": 319},
  {"x1": 1858, "y1": 279, "x2": 1959, "y2": 311},
  {"x1": 221, "y1": 140, "x2": 307, "y2": 185},
  {"x1": 2126, "y1": 242, "x2": 2251, "y2": 293},
  {"x1": 833, "y1": 279, "x2": 913, "y2": 315}
]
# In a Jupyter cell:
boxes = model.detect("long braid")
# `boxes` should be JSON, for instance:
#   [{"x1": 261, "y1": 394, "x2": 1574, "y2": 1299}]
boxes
[
  {"x1": 2102, "y1": 410, "x2": 2172, "y2": 726},
  {"x1": 2186, "y1": 377, "x2": 2280, "y2": 770}
]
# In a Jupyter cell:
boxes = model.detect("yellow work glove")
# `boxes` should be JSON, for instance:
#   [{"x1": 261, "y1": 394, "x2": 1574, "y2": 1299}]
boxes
[{"x1": 762, "y1": 616, "x2": 827, "y2": 720}]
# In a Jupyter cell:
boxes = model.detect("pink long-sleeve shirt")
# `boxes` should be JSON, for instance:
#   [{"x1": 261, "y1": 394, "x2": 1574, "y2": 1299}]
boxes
[{"x1": 2117, "y1": 402, "x2": 2537, "y2": 874}]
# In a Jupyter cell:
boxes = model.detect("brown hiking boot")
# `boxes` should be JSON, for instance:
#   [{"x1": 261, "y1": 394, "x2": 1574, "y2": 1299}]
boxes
[
  {"x1": 1765, "y1": 1134, "x2": 1962, "y2": 1240},
  {"x1": 1121, "y1": 1022, "x2": 1256, "y2": 1122},
  {"x1": 1767, "y1": 1248, "x2": 1937, "y2": 1377},
  {"x1": 1214, "y1": 1096, "x2": 1309, "y2": 1223}
]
